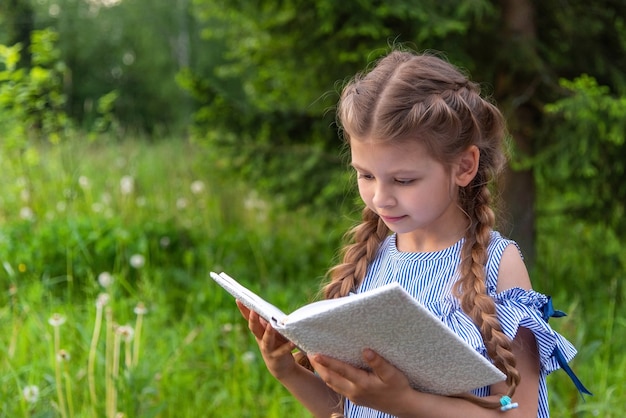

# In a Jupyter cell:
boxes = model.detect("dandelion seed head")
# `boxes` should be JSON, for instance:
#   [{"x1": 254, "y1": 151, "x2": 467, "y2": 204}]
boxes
[
  {"x1": 242, "y1": 351, "x2": 256, "y2": 364},
  {"x1": 190, "y1": 180, "x2": 205, "y2": 194},
  {"x1": 98, "y1": 272, "x2": 114, "y2": 288},
  {"x1": 116, "y1": 325, "x2": 135, "y2": 342},
  {"x1": 22, "y1": 385, "x2": 40, "y2": 404},
  {"x1": 123, "y1": 51, "x2": 135, "y2": 66},
  {"x1": 56, "y1": 349, "x2": 71, "y2": 362},
  {"x1": 159, "y1": 236, "x2": 171, "y2": 248},
  {"x1": 96, "y1": 293, "x2": 110, "y2": 308},
  {"x1": 48, "y1": 313, "x2": 66, "y2": 327},
  {"x1": 134, "y1": 302, "x2": 147, "y2": 315},
  {"x1": 129, "y1": 254, "x2": 145, "y2": 269},
  {"x1": 221, "y1": 323, "x2": 233, "y2": 333},
  {"x1": 78, "y1": 175, "x2": 91, "y2": 189},
  {"x1": 91, "y1": 202, "x2": 103, "y2": 213},
  {"x1": 9, "y1": 284, "x2": 18, "y2": 296},
  {"x1": 49, "y1": 3, "x2": 60, "y2": 16},
  {"x1": 19, "y1": 206, "x2": 34, "y2": 220},
  {"x1": 120, "y1": 175, "x2": 134, "y2": 195},
  {"x1": 176, "y1": 197, "x2": 188, "y2": 209}
]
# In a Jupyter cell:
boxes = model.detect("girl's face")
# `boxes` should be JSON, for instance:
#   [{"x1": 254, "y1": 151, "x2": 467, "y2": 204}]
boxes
[{"x1": 351, "y1": 139, "x2": 470, "y2": 253}]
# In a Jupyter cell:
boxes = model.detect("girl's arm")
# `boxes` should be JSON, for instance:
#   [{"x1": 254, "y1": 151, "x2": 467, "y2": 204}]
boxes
[
  {"x1": 309, "y1": 325, "x2": 539, "y2": 417},
  {"x1": 236, "y1": 301, "x2": 342, "y2": 417},
  {"x1": 309, "y1": 244, "x2": 541, "y2": 417}
]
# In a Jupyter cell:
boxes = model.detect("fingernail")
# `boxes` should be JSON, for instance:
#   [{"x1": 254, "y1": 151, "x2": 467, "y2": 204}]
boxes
[{"x1": 363, "y1": 349, "x2": 375, "y2": 361}]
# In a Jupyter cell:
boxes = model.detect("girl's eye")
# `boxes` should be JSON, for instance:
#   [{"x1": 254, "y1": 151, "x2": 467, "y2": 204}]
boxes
[
  {"x1": 395, "y1": 179, "x2": 415, "y2": 185},
  {"x1": 357, "y1": 173, "x2": 374, "y2": 180}
]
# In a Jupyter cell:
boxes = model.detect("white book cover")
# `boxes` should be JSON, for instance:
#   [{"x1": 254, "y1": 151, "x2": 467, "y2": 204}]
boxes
[{"x1": 210, "y1": 271, "x2": 506, "y2": 395}]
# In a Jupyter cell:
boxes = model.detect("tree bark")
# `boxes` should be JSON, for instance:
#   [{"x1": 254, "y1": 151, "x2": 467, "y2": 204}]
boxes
[{"x1": 497, "y1": 0, "x2": 538, "y2": 267}]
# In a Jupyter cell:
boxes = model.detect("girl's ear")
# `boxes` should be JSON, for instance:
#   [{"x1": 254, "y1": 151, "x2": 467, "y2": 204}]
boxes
[{"x1": 454, "y1": 145, "x2": 480, "y2": 187}]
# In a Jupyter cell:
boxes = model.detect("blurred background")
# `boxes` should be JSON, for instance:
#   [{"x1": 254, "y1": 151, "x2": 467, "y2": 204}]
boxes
[{"x1": 1, "y1": 0, "x2": 624, "y2": 417}]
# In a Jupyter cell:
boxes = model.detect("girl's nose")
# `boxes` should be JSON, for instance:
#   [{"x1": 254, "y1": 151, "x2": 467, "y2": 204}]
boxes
[{"x1": 372, "y1": 185, "x2": 395, "y2": 208}]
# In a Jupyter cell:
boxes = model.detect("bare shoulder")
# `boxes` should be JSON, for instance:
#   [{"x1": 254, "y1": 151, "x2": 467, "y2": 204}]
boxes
[{"x1": 495, "y1": 244, "x2": 532, "y2": 292}]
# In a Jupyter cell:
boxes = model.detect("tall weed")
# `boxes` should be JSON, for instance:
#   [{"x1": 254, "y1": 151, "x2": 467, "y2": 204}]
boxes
[{"x1": 0, "y1": 137, "x2": 324, "y2": 417}]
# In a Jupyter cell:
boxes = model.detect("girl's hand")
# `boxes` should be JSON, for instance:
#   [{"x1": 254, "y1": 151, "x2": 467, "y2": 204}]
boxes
[
  {"x1": 309, "y1": 349, "x2": 414, "y2": 414},
  {"x1": 236, "y1": 300, "x2": 298, "y2": 380}
]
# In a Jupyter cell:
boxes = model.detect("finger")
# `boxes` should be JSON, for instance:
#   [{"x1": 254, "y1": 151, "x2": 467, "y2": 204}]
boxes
[
  {"x1": 236, "y1": 300, "x2": 251, "y2": 319},
  {"x1": 309, "y1": 354, "x2": 362, "y2": 391},
  {"x1": 247, "y1": 309, "x2": 269, "y2": 340},
  {"x1": 308, "y1": 355, "x2": 343, "y2": 388},
  {"x1": 261, "y1": 323, "x2": 296, "y2": 355},
  {"x1": 362, "y1": 349, "x2": 407, "y2": 385}
]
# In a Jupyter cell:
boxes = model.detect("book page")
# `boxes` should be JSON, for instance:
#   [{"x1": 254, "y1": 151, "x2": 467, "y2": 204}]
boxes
[
  {"x1": 284, "y1": 293, "x2": 359, "y2": 325},
  {"x1": 210, "y1": 272, "x2": 287, "y2": 325}
]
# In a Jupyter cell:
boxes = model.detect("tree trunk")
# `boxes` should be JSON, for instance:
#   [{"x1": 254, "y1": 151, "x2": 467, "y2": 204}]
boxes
[{"x1": 497, "y1": 0, "x2": 538, "y2": 267}]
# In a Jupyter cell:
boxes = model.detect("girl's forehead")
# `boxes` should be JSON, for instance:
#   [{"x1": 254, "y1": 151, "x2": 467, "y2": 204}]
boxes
[
  {"x1": 350, "y1": 139, "x2": 442, "y2": 173},
  {"x1": 350, "y1": 138, "x2": 431, "y2": 162}
]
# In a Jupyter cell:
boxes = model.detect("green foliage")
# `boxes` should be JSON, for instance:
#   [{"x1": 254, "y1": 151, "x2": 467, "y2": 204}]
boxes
[
  {"x1": 528, "y1": 75, "x2": 626, "y2": 412},
  {"x1": 0, "y1": 28, "x2": 69, "y2": 145},
  {"x1": 532, "y1": 75, "x2": 626, "y2": 296},
  {"x1": 539, "y1": 75, "x2": 626, "y2": 223},
  {"x1": 534, "y1": 1, "x2": 626, "y2": 91},
  {"x1": 92, "y1": 90, "x2": 121, "y2": 135},
  {"x1": 0, "y1": 137, "x2": 342, "y2": 417},
  {"x1": 25, "y1": 0, "x2": 193, "y2": 134},
  {"x1": 182, "y1": 0, "x2": 496, "y2": 209}
]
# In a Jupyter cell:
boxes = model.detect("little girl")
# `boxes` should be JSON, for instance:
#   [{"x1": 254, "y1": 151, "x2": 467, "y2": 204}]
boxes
[{"x1": 237, "y1": 49, "x2": 588, "y2": 417}]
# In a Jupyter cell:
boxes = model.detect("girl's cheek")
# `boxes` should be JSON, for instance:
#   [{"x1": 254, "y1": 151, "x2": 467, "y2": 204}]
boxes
[{"x1": 358, "y1": 184, "x2": 373, "y2": 203}]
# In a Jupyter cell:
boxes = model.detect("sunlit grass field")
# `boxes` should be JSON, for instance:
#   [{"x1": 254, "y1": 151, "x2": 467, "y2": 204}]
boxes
[
  {"x1": 0, "y1": 138, "x2": 621, "y2": 417},
  {"x1": 0, "y1": 138, "x2": 332, "y2": 417}
]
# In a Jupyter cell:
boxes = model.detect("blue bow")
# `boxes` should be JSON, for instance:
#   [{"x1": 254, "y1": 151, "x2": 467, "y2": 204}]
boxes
[
  {"x1": 541, "y1": 297, "x2": 592, "y2": 397},
  {"x1": 541, "y1": 296, "x2": 567, "y2": 322},
  {"x1": 553, "y1": 347, "x2": 593, "y2": 396}
]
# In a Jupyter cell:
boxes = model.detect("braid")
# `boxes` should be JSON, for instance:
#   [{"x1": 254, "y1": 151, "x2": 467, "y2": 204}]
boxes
[
  {"x1": 296, "y1": 208, "x2": 388, "y2": 414},
  {"x1": 296, "y1": 208, "x2": 388, "y2": 375},
  {"x1": 324, "y1": 207, "x2": 389, "y2": 299},
  {"x1": 328, "y1": 49, "x2": 517, "y2": 411},
  {"x1": 453, "y1": 179, "x2": 521, "y2": 408}
]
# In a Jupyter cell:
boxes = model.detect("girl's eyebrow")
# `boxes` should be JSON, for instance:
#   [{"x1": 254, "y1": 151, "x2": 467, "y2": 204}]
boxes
[{"x1": 351, "y1": 163, "x2": 421, "y2": 177}]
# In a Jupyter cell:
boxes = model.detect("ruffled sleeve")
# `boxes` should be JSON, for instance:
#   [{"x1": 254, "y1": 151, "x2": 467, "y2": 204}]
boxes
[
  {"x1": 492, "y1": 287, "x2": 592, "y2": 396},
  {"x1": 492, "y1": 288, "x2": 574, "y2": 373},
  {"x1": 481, "y1": 233, "x2": 591, "y2": 395}
]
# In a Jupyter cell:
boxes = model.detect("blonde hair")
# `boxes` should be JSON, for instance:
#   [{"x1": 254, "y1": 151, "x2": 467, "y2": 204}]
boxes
[{"x1": 322, "y1": 50, "x2": 518, "y2": 411}]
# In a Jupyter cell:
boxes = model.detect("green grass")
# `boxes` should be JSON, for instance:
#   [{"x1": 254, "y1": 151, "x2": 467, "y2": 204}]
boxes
[
  {"x1": 0, "y1": 137, "x2": 328, "y2": 417},
  {"x1": 0, "y1": 137, "x2": 622, "y2": 417}
]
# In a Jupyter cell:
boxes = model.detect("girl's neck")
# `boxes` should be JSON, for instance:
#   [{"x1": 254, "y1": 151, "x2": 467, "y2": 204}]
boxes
[{"x1": 396, "y1": 218, "x2": 470, "y2": 253}]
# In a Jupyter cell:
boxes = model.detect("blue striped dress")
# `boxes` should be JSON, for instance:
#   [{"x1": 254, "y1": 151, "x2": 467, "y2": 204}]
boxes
[{"x1": 344, "y1": 231, "x2": 578, "y2": 418}]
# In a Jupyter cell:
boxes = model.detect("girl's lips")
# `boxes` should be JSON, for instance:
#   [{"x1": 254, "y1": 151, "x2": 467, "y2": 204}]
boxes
[{"x1": 380, "y1": 215, "x2": 406, "y2": 223}]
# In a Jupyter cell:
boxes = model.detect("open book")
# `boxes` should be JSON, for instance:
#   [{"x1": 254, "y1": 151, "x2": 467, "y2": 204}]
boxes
[{"x1": 210, "y1": 271, "x2": 506, "y2": 395}]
